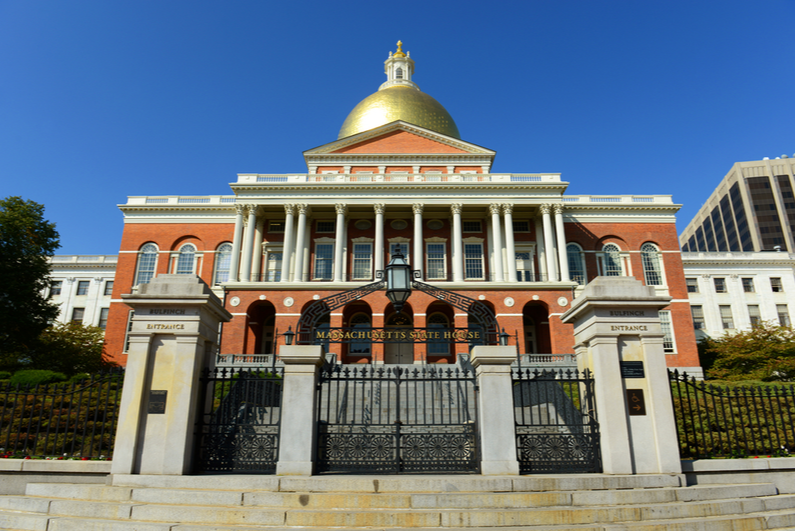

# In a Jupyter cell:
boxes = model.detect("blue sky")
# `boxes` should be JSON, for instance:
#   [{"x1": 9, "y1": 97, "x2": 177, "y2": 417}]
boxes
[{"x1": 1, "y1": 1, "x2": 793, "y2": 255}]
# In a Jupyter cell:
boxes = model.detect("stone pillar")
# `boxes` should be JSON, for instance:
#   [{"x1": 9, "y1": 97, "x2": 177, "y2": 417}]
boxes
[
  {"x1": 412, "y1": 203, "x2": 424, "y2": 280},
  {"x1": 276, "y1": 345, "x2": 326, "y2": 475},
  {"x1": 293, "y1": 204, "x2": 309, "y2": 282},
  {"x1": 554, "y1": 204, "x2": 570, "y2": 282},
  {"x1": 111, "y1": 275, "x2": 231, "y2": 476},
  {"x1": 451, "y1": 203, "x2": 464, "y2": 282},
  {"x1": 229, "y1": 205, "x2": 245, "y2": 282},
  {"x1": 374, "y1": 203, "x2": 385, "y2": 273},
  {"x1": 561, "y1": 277, "x2": 681, "y2": 474},
  {"x1": 251, "y1": 216, "x2": 265, "y2": 281},
  {"x1": 489, "y1": 204, "x2": 504, "y2": 282},
  {"x1": 540, "y1": 204, "x2": 558, "y2": 281},
  {"x1": 333, "y1": 203, "x2": 347, "y2": 282},
  {"x1": 240, "y1": 205, "x2": 258, "y2": 282},
  {"x1": 470, "y1": 346, "x2": 520, "y2": 475},
  {"x1": 280, "y1": 204, "x2": 295, "y2": 283},
  {"x1": 503, "y1": 204, "x2": 517, "y2": 283}
]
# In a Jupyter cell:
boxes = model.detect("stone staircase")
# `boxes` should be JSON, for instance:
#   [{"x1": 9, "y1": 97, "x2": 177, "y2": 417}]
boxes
[{"x1": 1, "y1": 474, "x2": 795, "y2": 530}]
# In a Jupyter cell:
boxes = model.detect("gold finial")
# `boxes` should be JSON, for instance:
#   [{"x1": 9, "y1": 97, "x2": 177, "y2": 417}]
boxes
[{"x1": 394, "y1": 40, "x2": 406, "y2": 58}]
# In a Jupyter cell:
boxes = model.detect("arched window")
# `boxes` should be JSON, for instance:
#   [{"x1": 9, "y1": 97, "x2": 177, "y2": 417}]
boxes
[
  {"x1": 641, "y1": 243, "x2": 663, "y2": 286},
  {"x1": 213, "y1": 243, "x2": 233, "y2": 284},
  {"x1": 427, "y1": 312, "x2": 450, "y2": 355},
  {"x1": 135, "y1": 243, "x2": 158, "y2": 285},
  {"x1": 176, "y1": 244, "x2": 196, "y2": 274},
  {"x1": 396, "y1": 67, "x2": 403, "y2": 79},
  {"x1": 602, "y1": 244, "x2": 622, "y2": 276},
  {"x1": 567, "y1": 243, "x2": 586, "y2": 284},
  {"x1": 349, "y1": 313, "x2": 372, "y2": 356}
]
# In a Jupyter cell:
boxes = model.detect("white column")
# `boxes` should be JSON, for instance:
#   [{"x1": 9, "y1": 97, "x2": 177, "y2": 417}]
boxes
[
  {"x1": 534, "y1": 216, "x2": 547, "y2": 281},
  {"x1": 503, "y1": 204, "x2": 517, "y2": 283},
  {"x1": 333, "y1": 203, "x2": 346, "y2": 282},
  {"x1": 229, "y1": 205, "x2": 245, "y2": 282},
  {"x1": 451, "y1": 203, "x2": 464, "y2": 282},
  {"x1": 240, "y1": 205, "x2": 258, "y2": 282},
  {"x1": 540, "y1": 204, "x2": 558, "y2": 282},
  {"x1": 280, "y1": 204, "x2": 295, "y2": 283},
  {"x1": 251, "y1": 216, "x2": 265, "y2": 281},
  {"x1": 292, "y1": 204, "x2": 309, "y2": 282},
  {"x1": 489, "y1": 203, "x2": 504, "y2": 282},
  {"x1": 554, "y1": 204, "x2": 570, "y2": 282},
  {"x1": 374, "y1": 203, "x2": 385, "y2": 273},
  {"x1": 413, "y1": 203, "x2": 424, "y2": 280}
]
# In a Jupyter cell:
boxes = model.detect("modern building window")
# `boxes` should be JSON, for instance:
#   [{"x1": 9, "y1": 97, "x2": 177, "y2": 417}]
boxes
[
  {"x1": 427, "y1": 312, "x2": 450, "y2": 355},
  {"x1": 426, "y1": 242, "x2": 447, "y2": 280},
  {"x1": 713, "y1": 277, "x2": 726, "y2": 293},
  {"x1": 213, "y1": 243, "x2": 233, "y2": 284},
  {"x1": 175, "y1": 244, "x2": 196, "y2": 274},
  {"x1": 567, "y1": 243, "x2": 586, "y2": 284},
  {"x1": 748, "y1": 305, "x2": 761, "y2": 327},
  {"x1": 602, "y1": 244, "x2": 623, "y2": 276},
  {"x1": 316, "y1": 221, "x2": 335, "y2": 233},
  {"x1": 314, "y1": 243, "x2": 334, "y2": 280},
  {"x1": 691, "y1": 305, "x2": 705, "y2": 330},
  {"x1": 462, "y1": 220, "x2": 482, "y2": 233},
  {"x1": 266, "y1": 252, "x2": 282, "y2": 282},
  {"x1": 71, "y1": 308, "x2": 85, "y2": 323},
  {"x1": 719, "y1": 305, "x2": 734, "y2": 329},
  {"x1": 98, "y1": 308, "x2": 109, "y2": 330},
  {"x1": 741, "y1": 278, "x2": 755, "y2": 293},
  {"x1": 658, "y1": 310, "x2": 675, "y2": 353},
  {"x1": 352, "y1": 243, "x2": 373, "y2": 280},
  {"x1": 641, "y1": 243, "x2": 663, "y2": 286},
  {"x1": 135, "y1": 243, "x2": 158, "y2": 285},
  {"x1": 76, "y1": 280, "x2": 90, "y2": 296},
  {"x1": 778, "y1": 304, "x2": 791, "y2": 327},
  {"x1": 464, "y1": 243, "x2": 484, "y2": 280},
  {"x1": 50, "y1": 281, "x2": 62, "y2": 296},
  {"x1": 771, "y1": 277, "x2": 784, "y2": 292},
  {"x1": 516, "y1": 251, "x2": 533, "y2": 282},
  {"x1": 686, "y1": 278, "x2": 699, "y2": 293},
  {"x1": 103, "y1": 281, "x2": 114, "y2": 296}
]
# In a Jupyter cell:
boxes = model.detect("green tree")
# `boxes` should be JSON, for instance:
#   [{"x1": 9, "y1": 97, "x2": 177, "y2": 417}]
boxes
[
  {"x1": 28, "y1": 322, "x2": 113, "y2": 375},
  {"x1": 705, "y1": 322, "x2": 795, "y2": 381},
  {"x1": 0, "y1": 197, "x2": 60, "y2": 369}
]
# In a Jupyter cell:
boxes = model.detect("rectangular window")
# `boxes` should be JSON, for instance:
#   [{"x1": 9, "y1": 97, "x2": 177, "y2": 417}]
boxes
[
  {"x1": 778, "y1": 304, "x2": 791, "y2": 327},
  {"x1": 316, "y1": 221, "x2": 335, "y2": 233},
  {"x1": 390, "y1": 242, "x2": 409, "y2": 264},
  {"x1": 748, "y1": 305, "x2": 761, "y2": 327},
  {"x1": 352, "y1": 243, "x2": 372, "y2": 280},
  {"x1": 98, "y1": 308, "x2": 109, "y2": 330},
  {"x1": 516, "y1": 251, "x2": 533, "y2": 282},
  {"x1": 659, "y1": 310, "x2": 675, "y2": 353},
  {"x1": 268, "y1": 221, "x2": 284, "y2": 233},
  {"x1": 713, "y1": 278, "x2": 726, "y2": 293},
  {"x1": 512, "y1": 220, "x2": 531, "y2": 232},
  {"x1": 771, "y1": 277, "x2": 784, "y2": 292},
  {"x1": 71, "y1": 308, "x2": 85, "y2": 323},
  {"x1": 464, "y1": 243, "x2": 484, "y2": 279},
  {"x1": 50, "y1": 281, "x2": 62, "y2": 296},
  {"x1": 462, "y1": 220, "x2": 482, "y2": 233},
  {"x1": 426, "y1": 243, "x2": 447, "y2": 280},
  {"x1": 77, "y1": 280, "x2": 90, "y2": 296},
  {"x1": 741, "y1": 278, "x2": 754, "y2": 293},
  {"x1": 124, "y1": 310, "x2": 134, "y2": 352},
  {"x1": 267, "y1": 252, "x2": 282, "y2": 282},
  {"x1": 314, "y1": 243, "x2": 334, "y2": 280},
  {"x1": 686, "y1": 278, "x2": 699, "y2": 293},
  {"x1": 104, "y1": 281, "x2": 114, "y2": 296},
  {"x1": 691, "y1": 305, "x2": 705, "y2": 330},
  {"x1": 720, "y1": 305, "x2": 734, "y2": 329}
]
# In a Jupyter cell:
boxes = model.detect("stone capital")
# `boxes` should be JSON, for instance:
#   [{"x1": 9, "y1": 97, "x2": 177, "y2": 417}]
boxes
[
  {"x1": 553, "y1": 204, "x2": 565, "y2": 215},
  {"x1": 489, "y1": 203, "x2": 501, "y2": 216},
  {"x1": 374, "y1": 203, "x2": 386, "y2": 215},
  {"x1": 234, "y1": 204, "x2": 246, "y2": 216},
  {"x1": 539, "y1": 204, "x2": 552, "y2": 216},
  {"x1": 296, "y1": 203, "x2": 310, "y2": 216},
  {"x1": 412, "y1": 203, "x2": 424, "y2": 215},
  {"x1": 501, "y1": 203, "x2": 514, "y2": 216},
  {"x1": 335, "y1": 203, "x2": 348, "y2": 216},
  {"x1": 284, "y1": 203, "x2": 296, "y2": 216},
  {"x1": 450, "y1": 203, "x2": 463, "y2": 216}
]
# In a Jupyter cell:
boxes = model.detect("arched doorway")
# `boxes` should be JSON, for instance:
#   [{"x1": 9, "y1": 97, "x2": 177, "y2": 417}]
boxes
[
  {"x1": 384, "y1": 311, "x2": 413, "y2": 364},
  {"x1": 522, "y1": 302, "x2": 550, "y2": 354}
]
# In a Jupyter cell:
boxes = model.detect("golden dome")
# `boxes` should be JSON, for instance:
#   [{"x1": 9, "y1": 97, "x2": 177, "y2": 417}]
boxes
[{"x1": 338, "y1": 85, "x2": 461, "y2": 140}]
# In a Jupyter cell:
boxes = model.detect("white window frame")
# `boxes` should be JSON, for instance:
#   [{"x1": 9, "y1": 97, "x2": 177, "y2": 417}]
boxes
[
  {"x1": 213, "y1": 243, "x2": 233, "y2": 284},
  {"x1": 463, "y1": 238, "x2": 485, "y2": 280},
  {"x1": 777, "y1": 304, "x2": 791, "y2": 326},
  {"x1": 352, "y1": 239, "x2": 374, "y2": 280},
  {"x1": 174, "y1": 243, "x2": 198, "y2": 275},
  {"x1": 691, "y1": 305, "x2": 705, "y2": 330},
  {"x1": 640, "y1": 242, "x2": 665, "y2": 286},
  {"x1": 686, "y1": 278, "x2": 699, "y2": 293},
  {"x1": 135, "y1": 243, "x2": 159, "y2": 285},
  {"x1": 599, "y1": 243, "x2": 625, "y2": 276},
  {"x1": 98, "y1": 308, "x2": 109, "y2": 330},
  {"x1": 425, "y1": 238, "x2": 448, "y2": 280},
  {"x1": 566, "y1": 243, "x2": 586, "y2": 285},
  {"x1": 389, "y1": 238, "x2": 410, "y2": 264},
  {"x1": 314, "y1": 239, "x2": 335, "y2": 280},
  {"x1": 76, "y1": 280, "x2": 90, "y2": 296},
  {"x1": 742, "y1": 277, "x2": 755, "y2": 293},
  {"x1": 103, "y1": 281, "x2": 114, "y2": 296},
  {"x1": 713, "y1": 277, "x2": 727, "y2": 293},
  {"x1": 719, "y1": 305, "x2": 734, "y2": 330},
  {"x1": 515, "y1": 245, "x2": 536, "y2": 282},
  {"x1": 658, "y1": 310, "x2": 676, "y2": 353}
]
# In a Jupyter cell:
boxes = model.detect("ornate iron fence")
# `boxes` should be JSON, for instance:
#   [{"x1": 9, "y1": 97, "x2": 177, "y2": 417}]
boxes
[
  {"x1": 670, "y1": 370, "x2": 795, "y2": 459},
  {"x1": 195, "y1": 367, "x2": 284, "y2": 473},
  {"x1": 0, "y1": 371, "x2": 123, "y2": 459},
  {"x1": 316, "y1": 365, "x2": 479, "y2": 474},
  {"x1": 513, "y1": 368, "x2": 601, "y2": 474}
]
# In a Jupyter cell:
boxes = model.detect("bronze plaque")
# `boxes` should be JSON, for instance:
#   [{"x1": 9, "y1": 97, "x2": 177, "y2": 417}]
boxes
[
  {"x1": 148, "y1": 390, "x2": 167, "y2": 414},
  {"x1": 626, "y1": 389, "x2": 646, "y2": 416}
]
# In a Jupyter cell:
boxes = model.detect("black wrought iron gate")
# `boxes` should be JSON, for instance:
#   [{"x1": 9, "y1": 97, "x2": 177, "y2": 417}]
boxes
[
  {"x1": 513, "y1": 368, "x2": 601, "y2": 474},
  {"x1": 316, "y1": 365, "x2": 479, "y2": 474}
]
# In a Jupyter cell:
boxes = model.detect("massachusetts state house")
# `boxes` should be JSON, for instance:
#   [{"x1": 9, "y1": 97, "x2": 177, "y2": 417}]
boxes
[{"x1": 104, "y1": 42, "x2": 700, "y2": 373}]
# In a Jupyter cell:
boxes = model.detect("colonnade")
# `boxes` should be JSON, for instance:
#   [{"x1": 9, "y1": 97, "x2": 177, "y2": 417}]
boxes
[{"x1": 227, "y1": 202, "x2": 571, "y2": 283}]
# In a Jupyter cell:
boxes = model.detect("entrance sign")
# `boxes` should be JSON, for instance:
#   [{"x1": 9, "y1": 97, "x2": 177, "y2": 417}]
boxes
[
  {"x1": 627, "y1": 389, "x2": 647, "y2": 416},
  {"x1": 314, "y1": 327, "x2": 483, "y2": 344}
]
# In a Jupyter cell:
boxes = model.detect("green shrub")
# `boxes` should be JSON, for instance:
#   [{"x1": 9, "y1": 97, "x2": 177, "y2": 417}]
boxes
[
  {"x1": 68, "y1": 373, "x2": 91, "y2": 383},
  {"x1": 0, "y1": 371, "x2": 11, "y2": 380},
  {"x1": 10, "y1": 370, "x2": 68, "y2": 386}
]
